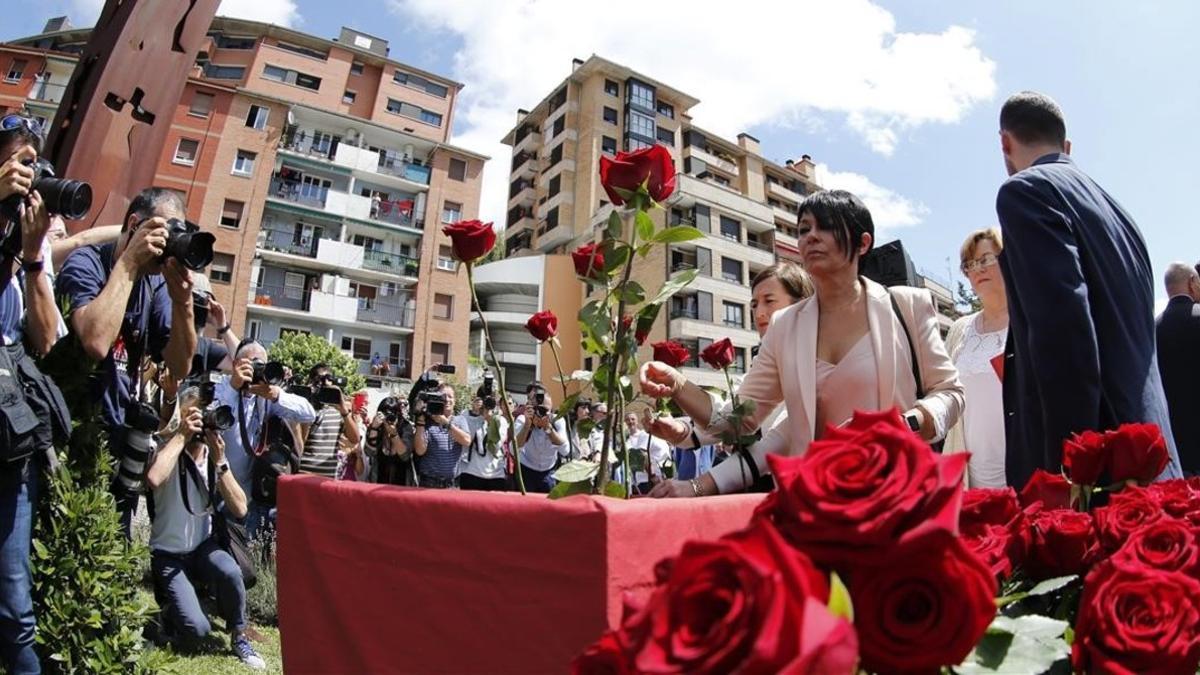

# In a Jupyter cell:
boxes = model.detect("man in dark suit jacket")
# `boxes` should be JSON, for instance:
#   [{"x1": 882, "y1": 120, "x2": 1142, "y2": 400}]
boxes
[
  {"x1": 1156, "y1": 263, "x2": 1200, "y2": 474},
  {"x1": 995, "y1": 91, "x2": 1182, "y2": 490}
]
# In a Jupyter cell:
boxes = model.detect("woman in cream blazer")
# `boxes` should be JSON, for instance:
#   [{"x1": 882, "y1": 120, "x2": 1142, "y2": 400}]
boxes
[{"x1": 640, "y1": 190, "x2": 964, "y2": 496}]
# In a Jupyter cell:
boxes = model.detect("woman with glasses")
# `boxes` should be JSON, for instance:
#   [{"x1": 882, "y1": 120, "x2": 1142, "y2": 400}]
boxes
[{"x1": 943, "y1": 228, "x2": 1009, "y2": 487}]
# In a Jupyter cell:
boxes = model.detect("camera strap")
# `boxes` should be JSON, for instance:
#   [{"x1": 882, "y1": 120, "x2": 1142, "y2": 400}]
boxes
[
  {"x1": 179, "y1": 445, "x2": 216, "y2": 517},
  {"x1": 237, "y1": 391, "x2": 267, "y2": 458}
]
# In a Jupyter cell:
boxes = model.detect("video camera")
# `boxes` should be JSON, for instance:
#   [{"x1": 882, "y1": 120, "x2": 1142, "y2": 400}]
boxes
[
  {"x1": 0, "y1": 158, "x2": 92, "y2": 256},
  {"x1": 407, "y1": 364, "x2": 456, "y2": 423},
  {"x1": 289, "y1": 370, "x2": 349, "y2": 407}
]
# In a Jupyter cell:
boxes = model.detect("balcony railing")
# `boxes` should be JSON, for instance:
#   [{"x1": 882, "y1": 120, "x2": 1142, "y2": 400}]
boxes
[
  {"x1": 359, "y1": 358, "x2": 411, "y2": 380},
  {"x1": 357, "y1": 298, "x2": 416, "y2": 328},
  {"x1": 258, "y1": 225, "x2": 330, "y2": 258},
  {"x1": 279, "y1": 134, "x2": 337, "y2": 161},
  {"x1": 670, "y1": 306, "x2": 700, "y2": 320},
  {"x1": 376, "y1": 160, "x2": 432, "y2": 185},
  {"x1": 29, "y1": 81, "x2": 66, "y2": 104},
  {"x1": 269, "y1": 178, "x2": 328, "y2": 208},
  {"x1": 362, "y1": 249, "x2": 420, "y2": 276},
  {"x1": 670, "y1": 260, "x2": 697, "y2": 273},
  {"x1": 250, "y1": 284, "x2": 310, "y2": 312},
  {"x1": 367, "y1": 199, "x2": 419, "y2": 227},
  {"x1": 746, "y1": 238, "x2": 773, "y2": 253}
]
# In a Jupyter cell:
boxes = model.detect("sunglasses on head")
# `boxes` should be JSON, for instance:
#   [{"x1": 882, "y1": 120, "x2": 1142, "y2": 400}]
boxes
[{"x1": 0, "y1": 115, "x2": 43, "y2": 137}]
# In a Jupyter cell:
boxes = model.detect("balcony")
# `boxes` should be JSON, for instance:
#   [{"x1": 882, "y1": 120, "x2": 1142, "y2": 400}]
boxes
[
  {"x1": 509, "y1": 179, "x2": 535, "y2": 207},
  {"x1": 362, "y1": 249, "x2": 420, "y2": 277},
  {"x1": 376, "y1": 159, "x2": 432, "y2": 186},
  {"x1": 687, "y1": 145, "x2": 739, "y2": 176},
  {"x1": 513, "y1": 126, "x2": 541, "y2": 155},
  {"x1": 746, "y1": 237, "x2": 774, "y2": 254},
  {"x1": 28, "y1": 81, "x2": 66, "y2": 105},
  {"x1": 357, "y1": 297, "x2": 416, "y2": 329},
  {"x1": 249, "y1": 283, "x2": 311, "y2": 313},
  {"x1": 670, "y1": 260, "x2": 697, "y2": 274},
  {"x1": 268, "y1": 178, "x2": 330, "y2": 210},
  {"x1": 669, "y1": 305, "x2": 700, "y2": 320},
  {"x1": 367, "y1": 198, "x2": 420, "y2": 228},
  {"x1": 768, "y1": 180, "x2": 804, "y2": 205},
  {"x1": 279, "y1": 134, "x2": 339, "y2": 162},
  {"x1": 511, "y1": 151, "x2": 537, "y2": 179},
  {"x1": 772, "y1": 204, "x2": 798, "y2": 225},
  {"x1": 248, "y1": 283, "x2": 416, "y2": 331}
]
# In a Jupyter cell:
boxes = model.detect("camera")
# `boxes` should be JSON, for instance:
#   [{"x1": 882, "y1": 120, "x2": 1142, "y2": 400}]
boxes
[
  {"x1": 378, "y1": 396, "x2": 402, "y2": 425},
  {"x1": 478, "y1": 371, "x2": 496, "y2": 410},
  {"x1": 420, "y1": 390, "x2": 447, "y2": 417},
  {"x1": 530, "y1": 387, "x2": 549, "y2": 418},
  {"x1": 0, "y1": 158, "x2": 92, "y2": 255},
  {"x1": 114, "y1": 400, "x2": 160, "y2": 496},
  {"x1": 193, "y1": 372, "x2": 233, "y2": 432},
  {"x1": 250, "y1": 359, "x2": 286, "y2": 387},
  {"x1": 160, "y1": 218, "x2": 215, "y2": 271}
]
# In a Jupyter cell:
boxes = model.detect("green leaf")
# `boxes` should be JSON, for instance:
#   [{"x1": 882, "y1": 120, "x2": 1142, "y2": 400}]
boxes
[
  {"x1": 653, "y1": 225, "x2": 706, "y2": 244},
  {"x1": 603, "y1": 481, "x2": 627, "y2": 498},
  {"x1": 648, "y1": 269, "x2": 699, "y2": 306},
  {"x1": 1027, "y1": 575, "x2": 1078, "y2": 597},
  {"x1": 606, "y1": 209, "x2": 622, "y2": 240},
  {"x1": 636, "y1": 243, "x2": 653, "y2": 258},
  {"x1": 618, "y1": 281, "x2": 646, "y2": 304},
  {"x1": 602, "y1": 242, "x2": 631, "y2": 273},
  {"x1": 956, "y1": 614, "x2": 1069, "y2": 674},
  {"x1": 557, "y1": 391, "x2": 582, "y2": 420},
  {"x1": 635, "y1": 210, "x2": 655, "y2": 243},
  {"x1": 579, "y1": 300, "x2": 610, "y2": 347},
  {"x1": 548, "y1": 480, "x2": 594, "y2": 499},
  {"x1": 827, "y1": 572, "x2": 854, "y2": 622},
  {"x1": 553, "y1": 459, "x2": 600, "y2": 483}
]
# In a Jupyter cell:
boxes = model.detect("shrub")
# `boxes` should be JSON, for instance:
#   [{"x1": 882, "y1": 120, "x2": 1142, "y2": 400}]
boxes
[
  {"x1": 267, "y1": 332, "x2": 367, "y2": 393},
  {"x1": 246, "y1": 535, "x2": 278, "y2": 626}
]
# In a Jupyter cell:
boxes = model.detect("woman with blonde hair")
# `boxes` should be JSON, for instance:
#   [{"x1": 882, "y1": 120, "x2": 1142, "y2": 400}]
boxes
[{"x1": 944, "y1": 227, "x2": 1009, "y2": 487}]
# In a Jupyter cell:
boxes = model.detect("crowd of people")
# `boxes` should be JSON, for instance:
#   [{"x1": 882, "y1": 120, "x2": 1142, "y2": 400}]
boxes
[{"x1": 0, "y1": 86, "x2": 1193, "y2": 673}]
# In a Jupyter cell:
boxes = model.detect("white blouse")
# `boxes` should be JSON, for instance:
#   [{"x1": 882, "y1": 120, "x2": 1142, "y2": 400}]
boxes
[{"x1": 954, "y1": 315, "x2": 1008, "y2": 488}]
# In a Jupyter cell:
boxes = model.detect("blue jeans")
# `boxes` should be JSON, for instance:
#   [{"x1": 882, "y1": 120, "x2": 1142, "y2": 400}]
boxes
[
  {"x1": 152, "y1": 537, "x2": 247, "y2": 641},
  {"x1": 518, "y1": 464, "x2": 555, "y2": 493},
  {"x1": 0, "y1": 460, "x2": 39, "y2": 674}
]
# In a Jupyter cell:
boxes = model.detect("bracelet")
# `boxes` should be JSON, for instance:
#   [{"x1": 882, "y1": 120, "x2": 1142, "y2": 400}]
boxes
[
  {"x1": 217, "y1": 323, "x2": 231, "y2": 336},
  {"x1": 689, "y1": 478, "x2": 704, "y2": 497}
]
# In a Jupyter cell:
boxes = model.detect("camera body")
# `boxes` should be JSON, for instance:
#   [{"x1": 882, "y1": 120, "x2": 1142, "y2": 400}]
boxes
[
  {"x1": 192, "y1": 371, "x2": 233, "y2": 432},
  {"x1": 479, "y1": 371, "x2": 496, "y2": 410},
  {"x1": 0, "y1": 158, "x2": 92, "y2": 256},
  {"x1": 250, "y1": 359, "x2": 286, "y2": 387},
  {"x1": 420, "y1": 390, "x2": 447, "y2": 417},
  {"x1": 160, "y1": 218, "x2": 215, "y2": 271},
  {"x1": 530, "y1": 386, "x2": 549, "y2": 418}
]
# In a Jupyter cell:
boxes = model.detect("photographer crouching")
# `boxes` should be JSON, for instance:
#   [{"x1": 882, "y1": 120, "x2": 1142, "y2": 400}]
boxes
[
  {"x1": 144, "y1": 385, "x2": 266, "y2": 669},
  {"x1": 296, "y1": 364, "x2": 361, "y2": 480},
  {"x1": 56, "y1": 186, "x2": 208, "y2": 537},
  {"x1": 410, "y1": 364, "x2": 469, "y2": 488},
  {"x1": 0, "y1": 112, "x2": 74, "y2": 674},
  {"x1": 515, "y1": 383, "x2": 568, "y2": 493}
]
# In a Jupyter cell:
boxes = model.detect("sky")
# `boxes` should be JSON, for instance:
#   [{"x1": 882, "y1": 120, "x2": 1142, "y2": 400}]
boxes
[{"x1": 7, "y1": 0, "x2": 1200, "y2": 306}]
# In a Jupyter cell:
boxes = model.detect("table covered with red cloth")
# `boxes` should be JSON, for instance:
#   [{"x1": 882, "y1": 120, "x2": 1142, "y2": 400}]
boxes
[{"x1": 276, "y1": 476, "x2": 765, "y2": 674}]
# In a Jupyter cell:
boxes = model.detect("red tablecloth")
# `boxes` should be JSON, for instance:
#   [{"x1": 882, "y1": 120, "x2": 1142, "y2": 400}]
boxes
[{"x1": 277, "y1": 476, "x2": 764, "y2": 674}]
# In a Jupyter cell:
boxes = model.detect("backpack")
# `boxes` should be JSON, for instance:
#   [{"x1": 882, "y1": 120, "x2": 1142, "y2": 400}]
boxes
[{"x1": 247, "y1": 406, "x2": 300, "y2": 507}]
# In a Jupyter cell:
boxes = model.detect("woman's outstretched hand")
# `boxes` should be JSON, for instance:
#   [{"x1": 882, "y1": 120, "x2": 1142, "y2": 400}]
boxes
[{"x1": 639, "y1": 361, "x2": 683, "y2": 399}]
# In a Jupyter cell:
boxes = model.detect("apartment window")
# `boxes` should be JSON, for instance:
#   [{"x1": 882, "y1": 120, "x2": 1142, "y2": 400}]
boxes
[
  {"x1": 275, "y1": 40, "x2": 328, "y2": 60},
  {"x1": 173, "y1": 138, "x2": 199, "y2": 166},
  {"x1": 352, "y1": 234, "x2": 383, "y2": 251},
  {"x1": 389, "y1": 342, "x2": 405, "y2": 370},
  {"x1": 442, "y1": 201, "x2": 462, "y2": 223},
  {"x1": 544, "y1": 206, "x2": 559, "y2": 232},
  {"x1": 341, "y1": 90, "x2": 357, "y2": 105},
  {"x1": 295, "y1": 72, "x2": 322, "y2": 91},
  {"x1": 188, "y1": 91, "x2": 214, "y2": 117},
  {"x1": 628, "y1": 80, "x2": 654, "y2": 110},
  {"x1": 246, "y1": 320, "x2": 260, "y2": 341},
  {"x1": 732, "y1": 348, "x2": 747, "y2": 375},
  {"x1": 262, "y1": 64, "x2": 321, "y2": 91},
  {"x1": 245, "y1": 104, "x2": 269, "y2": 130},
  {"x1": 210, "y1": 253, "x2": 234, "y2": 284},
  {"x1": 204, "y1": 64, "x2": 245, "y2": 79},
  {"x1": 604, "y1": 79, "x2": 619, "y2": 96},
  {"x1": 448, "y1": 158, "x2": 466, "y2": 181},
  {"x1": 548, "y1": 175, "x2": 561, "y2": 199},
  {"x1": 655, "y1": 126, "x2": 675, "y2": 146},
  {"x1": 437, "y1": 245, "x2": 457, "y2": 271},
  {"x1": 5, "y1": 59, "x2": 27, "y2": 82},
  {"x1": 393, "y1": 70, "x2": 449, "y2": 98},
  {"x1": 627, "y1": 111, "x2": 655, "y2": 140},
  {"x1": 433, "y1": 293, "x2": 454, "y2": 320},
  {"x1": 719, "y1": 216, "x2": 741, "y2": 242},
  {"x1": 341, "y1": 336, "x2": 372, "y2": 361},
  {"x1": 220, "y1": 199, "x2": 244, "y2": 229},
  {"x1": 601, "y1": 136, "x2": 617, "y2": 155},
  {"x1": 656, "y1": 101, "x2": 675, "y2": 119},
  {"x1": 626, "y1": 138, "x2": 652, "y2": 152},
  {"x1": 386, "y1": 98, "x2": 442, "y2": 126},
  {"x1": 549, "y1": 87, "x2": 567, "y2": 111},
  {"x1": 549, "y1": 144, "x2": 563, "y2": 167},
  {"x1": 262, "y1": 64, "x2": 287, "y2": 82},
  {"x1": 232, "y1": 150, "x2": 256, "y2": 176},
  {"x1": 721, "y1": 257, "x2": 743, "y2": 284},
  {"x1": 552, "y1": 116, "x2": 565, "y2": 137},
  {"x1": 723, "y1": 301, "x2": 744, "y2": 329},
  {"x1": 431, "y1": 342, "x2": 451, "y2": 367},
  {"x1": 213, "y1": 34, "x2": 256, "y2": 50},
  {"x1": 602, "y1": 106, "x2": 617, "y2": 124},
  {"x1": 350, "y1": 61, "x2": 365, "y2": 75}
]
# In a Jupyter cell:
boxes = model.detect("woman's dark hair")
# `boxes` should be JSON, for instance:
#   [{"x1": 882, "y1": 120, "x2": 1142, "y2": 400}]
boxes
[
  {"x1": 0, "y1": 112, "x2": 43, "y2": 156},
  {"x1": 796, "y1": 189, "x2": 875, "y2": 261},
  {"x1": 751, "y1": 261, "x2": 814, "y2": 301}
]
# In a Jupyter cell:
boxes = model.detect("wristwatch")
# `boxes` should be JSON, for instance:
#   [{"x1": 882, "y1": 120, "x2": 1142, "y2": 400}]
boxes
[
  {"x1": 903, "y1": 412, "x2": 921, "y2": 433},
  {"x1": 216, "y1": 461, "x2": 231, "y2": 477},
  {"x1": 217, "y1": 323, "x2": 232, "y2": 336},
  {"x1": 21, "y1": 258, "x2": 44, "y2": 273}
]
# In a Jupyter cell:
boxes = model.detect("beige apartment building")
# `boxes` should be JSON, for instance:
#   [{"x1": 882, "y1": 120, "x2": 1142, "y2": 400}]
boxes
[{"x1": 2, "y1": 16, "x2": 486, "y2": 379}]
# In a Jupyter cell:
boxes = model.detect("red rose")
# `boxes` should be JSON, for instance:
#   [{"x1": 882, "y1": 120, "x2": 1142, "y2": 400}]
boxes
[
  {"x1": 960, "y1": 487, "x2": 1022, "y2": 532},
  {"x1": 524, "y1": 311, "x2": 558, "y2": 342},
  {"x1": 615, "y1": 316, "x2": 647, "y2": 346},
  {"x1": 651, "y1": 340, "x2": 690, "y2": 368},
  {"x1": 570, "y1": 632, "x2": 630, "y2": 675},
  {"x1": 1113, "y1": 518, "x2": 1200, "y2": 576},
  {"x1": 699, "y1": 337, "x2": 736, "y2": 370},
  {"x1": 572, "y1": 242, "x2": 605, "y2": 280},
  {"x1": 1018, "y1": 469, "x2": 1073, "y2": 510},
  {"x1": 1072, "y1": 560, "x2": 1200, "y2": 675},
  {"x1": 760, "y1": 408, "x2": 968, "y2": 566},
  {"x1": 846, "y1": 529, "x2": 997, "y2": 674},
  {"x1": 599, "y1": 144, "x2": 676, "y2": 207},
  {"x1": 1147, "y1": 479, "x2": 1200, "y2": 522},
  {"x1": 963, "y1": 523, "x2": 1024, "y2": 580},
  {"x1": 1024, "y1": 505, "x2": 1097, "y2": 579},
  {"x1": 1064, "y1": 429, "x2": 1109, "y2": 486},
  {"x1": 441, "y1": 219, "x2": 495, "y2": 263},
  {"x1": 616, "y1": 522, "x2": 858, "y2": 675},
  {"x1": 1107, "y1": 422, "x2": 1170, "y2": 484},
  {"x1": 1094, "y1": 488, "x2": 1165, "y2": 554}
]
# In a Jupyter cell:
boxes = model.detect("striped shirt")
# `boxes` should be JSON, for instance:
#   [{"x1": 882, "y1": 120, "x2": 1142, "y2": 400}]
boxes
[
  {"x1": 417, "y1": 424, "x2": 462, "y2": 481},
  {"x1": 300, "y1": 406, "x2": 342, "y2": 478}
]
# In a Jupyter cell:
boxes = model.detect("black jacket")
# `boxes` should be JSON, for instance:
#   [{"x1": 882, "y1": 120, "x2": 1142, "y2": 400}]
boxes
[{"x1": 1156, "y1": 295, "x2": 1200, "y2": 473}]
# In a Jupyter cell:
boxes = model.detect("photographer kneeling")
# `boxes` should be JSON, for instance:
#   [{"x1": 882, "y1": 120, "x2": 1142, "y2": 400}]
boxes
[
  {"x1": 145, "y1": 392, "x2": 265, "y2": 670},
  {"x1": 515, "y1": 385, "x2": 568, "y2": 494},
  {"x1": 297, "y1": 364, "x2": 361, "y2": 479},
  {"x1": 411, "y1": 366, "x2": 469, "y2": 488}
]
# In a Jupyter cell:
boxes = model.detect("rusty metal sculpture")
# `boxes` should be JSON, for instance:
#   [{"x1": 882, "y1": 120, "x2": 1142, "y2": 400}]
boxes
[{"x1": 42, "y1": 0, "x2": 220, "y2": 233}]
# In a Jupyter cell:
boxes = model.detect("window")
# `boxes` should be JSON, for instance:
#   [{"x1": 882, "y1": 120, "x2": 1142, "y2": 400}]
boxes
[
  {"x1": 604, "y1": 79, "x2": 619, "y2": 96},
  {"x1": 441, "y1": 201, "x2": 462, "y2": 223},
  {"x1": 544, "y1": 206, "x2": 559, "y2": 232},
  {"x1": 284, "y1": 272, "x2": 307, "y2": 299},
  {"x1": 628, "y1": 80, "x2": 654, "y2": 110},
  {"x1": 437, "y1": 245, "x2": 456, "y2": 271},
  {"x1": 601, "y1": 136, "x2": 617, "y2": 155},
  {"x1": 655, "y1": 126, "x2": 675, "y2": 146},
  {"x1": 602, "y1": 106, "x2": 617, "y2": 124},
  {"x1": 203, "y1": 64, "x2": 245, "y2": 79},
  {"x1": 393, "y1": 70, "x2": 449, "y2": 98},
  {"x1": 350, "y1": 61, "x2": 365, "y2": 76},
  {"x1": 549, "y1": 144, "x2": 563, "y2": 167},
  {"x1": 262, "y1": 65, "x2": 288, "y2": 82},
  {"x1": 275, "y1": 41, "x2": 328, "y2": 61},
  {"x1": 723, "y1": 301, "x2": 744, "y2": 329},
  {"x1": 213, "y1": 34, "x2": 256, "y2": 50},
  {"x1": 719, "y1": 216, "x2": 741, "y2": 242},
  {"x1": 732, "y1": 348, "x2": 747, "y2": 374},
  {"x1": 627, "y1": 111, "x2": 655, "y2": 139},
  {"x1": 340, "y1": 336, "x2": 372, "y2": 361},
  {"x1": 295, "y1": 72, "x2": 322, "y2": 91},
  {"x1": 389, "y1": 342, "x2": 405, "y2": 370},
  {"x1": 431, "y1": 342, "x2": 450, "y2": 366},
  {"x1": 552, "y1": 116, "x2": 565, "y2": 137},
  {"x1": 245, "y1": 104, "x2": 269, "y2": 130},
  {"x1": 352, "y1": 234, "x2": 383, "y2": 251},
  {"x1": 342, "y1": 90, "x2": 356, "y2": 104},
  {"x1": 173, "y1": 138, "x2": 199, "y2": 166},
  {"x1": 232, "y1": 150, "x2": 256, "y2": 176},
  {"x1": 5, "y1": 59, "x2": 27, "y2": 82},
  {"x1": 549, "y1": 87, "x2": 567, "y2": 111},
  {"x1": 626, "y1": 138, "x2": 652, "y2": 152},
  {"x1": 656, "y1": 101, "x2": 675, "y2": 119},
  {"x1": 433, "y1": 293, "x2": 453, "y2": 320},
  {"x1": 420, "y1": 109, "x2": 443, "y2": 126},
  {"x1": 548, "y1": 175, "x2": 560, "y2": 198},
  {"x1": 386, "y1": 98, "x2": 442, "y2": 126},
  {"x1": 721, "y1": 257, "x2": 743, "y2": 284},
  {"x1": 210, "y1": 253, "x2": 234, "y2": 284},
  {"x1": 448, "y1": 158, "x2": 466, "y2": 181},
  {"x1": 247, "y1": 320, "x2": 260, "y2": 341},
  {"x1": 220, "y1": 199, "x2": 244, "y2": 229},
  {"x1": 262, "y1": 64, "x2": 321, "y2": 90},
  {"x1": 188, "y1": 91, "x2": 214, "y2": 117}
]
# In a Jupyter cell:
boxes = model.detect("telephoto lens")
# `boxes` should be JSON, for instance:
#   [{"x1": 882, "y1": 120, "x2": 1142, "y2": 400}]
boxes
[
  {"x1": 29, "y1": 159, "x2": 91, "y2": 219},
  {"x1": 114, "y1": 401, "x2": 160, "y2": 496},
  {"x1": 202, "y1": 404, "x2": 235, "y2": 432},
  {"x1": 160, "y1": 218, "x2": 215, "y2": 271},
  {"x1": 250, "y1": 360, "x2": 286, "y2": 387}
]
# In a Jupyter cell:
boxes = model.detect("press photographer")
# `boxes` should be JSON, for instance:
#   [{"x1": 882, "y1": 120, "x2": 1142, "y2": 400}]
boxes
[
  {"x1": 0, "y1": 112, "x2": 74, "y2": 674},
  {"x1": 365, "y1": 396, "x2": 413, "y2": 485},
  {"x1": 411, "y1": 364, "x2": 470, "y2": 489},
  {"x1": 56, "y1": 186, "x2": 208, "y2": 535},
  {"x1": 514, "y1": 383, "x2": 568, "y2": 493},
  {"x1": 143, "y1": 389, "x2": 265, "y2": 669},
  {"x1": 296, "y1": 364, "x2": 361, "y2": 480},
  {"x1": 456, "y1": 371, "x2": 510, "y2": 492},
  {"x1": 213, "y1": 340, "x2": 314, "y2": 538}
]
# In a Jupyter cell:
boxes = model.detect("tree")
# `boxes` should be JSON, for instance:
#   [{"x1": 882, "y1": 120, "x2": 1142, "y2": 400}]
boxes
[
  {"x1": 482, "y1": 227, "x2": 506, "y2": 264},
  {"x1": 956, "y1": 281, "x2": 982, "y2": 315},
  {"x1": 268, "y1": 332, "x2": 367, "y2": 393}
]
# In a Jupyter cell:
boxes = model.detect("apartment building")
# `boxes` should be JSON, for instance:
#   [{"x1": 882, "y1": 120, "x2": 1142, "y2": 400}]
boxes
[{"x1": 3, "y1": 16, "x2": 487, "y2": 379}]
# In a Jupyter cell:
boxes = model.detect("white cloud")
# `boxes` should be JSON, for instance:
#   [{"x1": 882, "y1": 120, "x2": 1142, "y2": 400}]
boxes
[
  {"x1": 814, "y1": 163, "x2": 929, "y2": 239},
  {"x1": 60, "y1": 0, "x2": 300, "y2": 27}
]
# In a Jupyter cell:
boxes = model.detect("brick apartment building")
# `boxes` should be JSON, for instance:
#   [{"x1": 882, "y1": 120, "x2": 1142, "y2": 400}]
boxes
[{"x1": 1, "y1": 16, "x2": 487, "y2": 380}]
